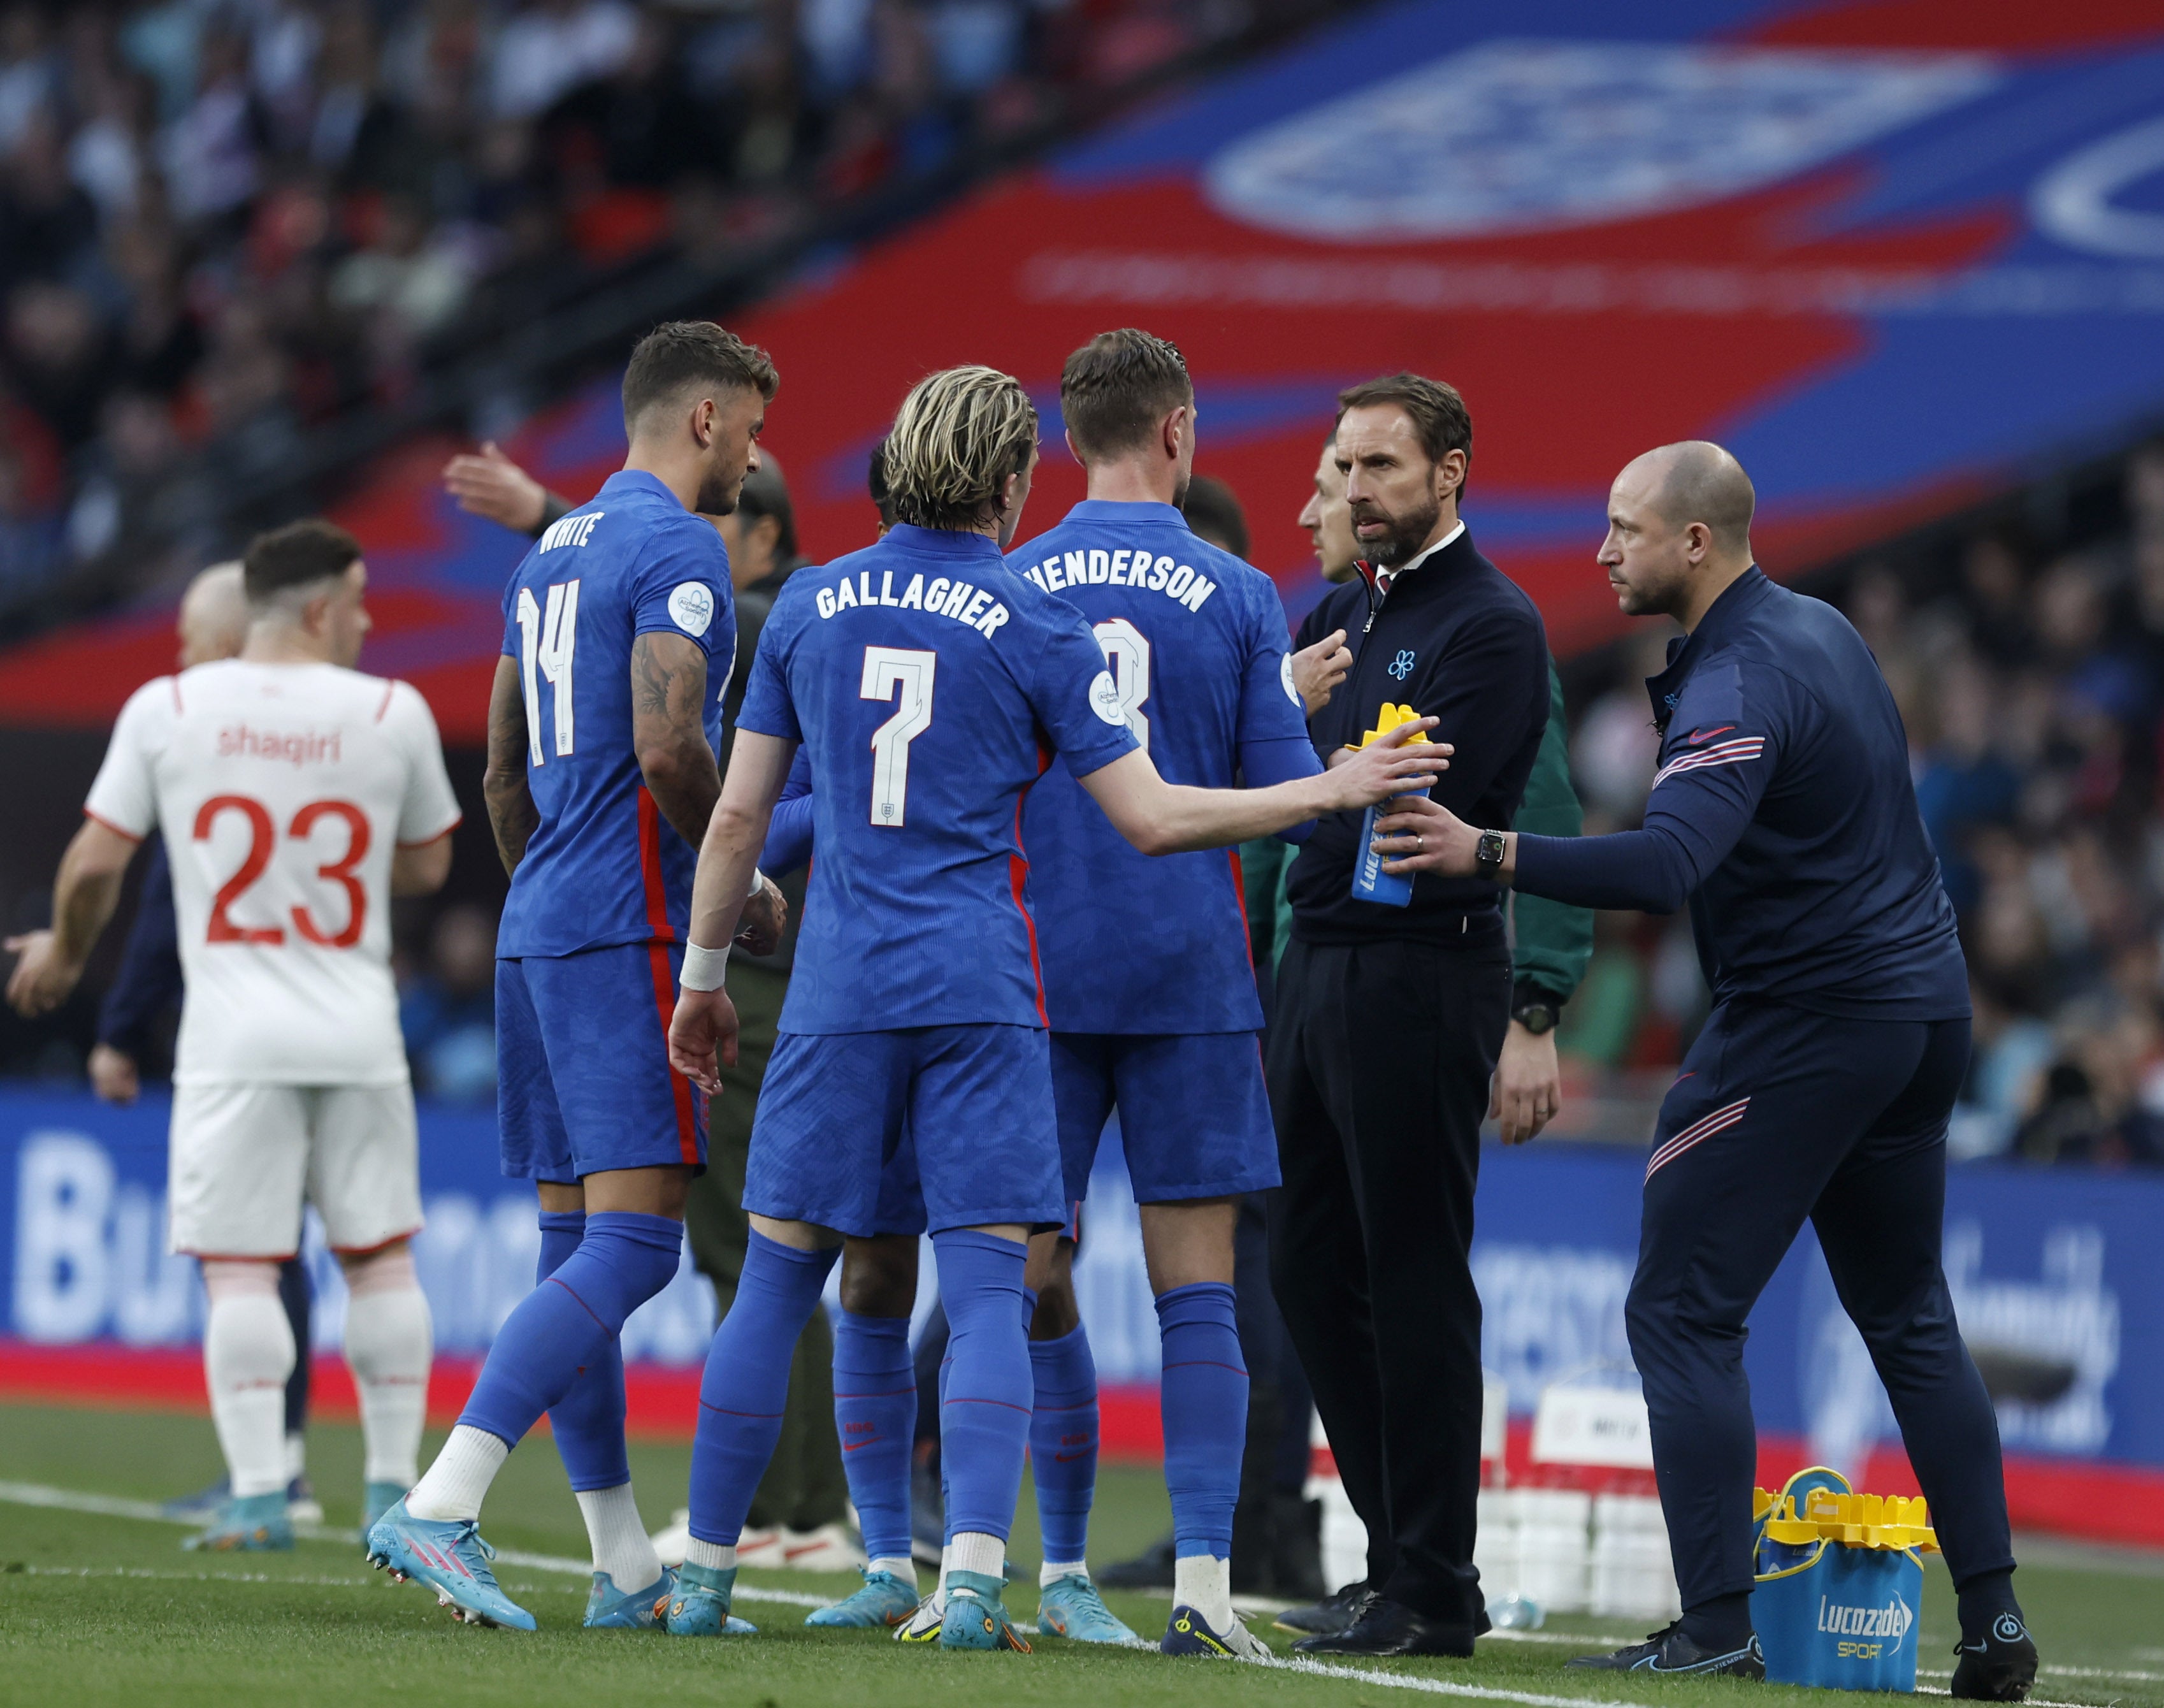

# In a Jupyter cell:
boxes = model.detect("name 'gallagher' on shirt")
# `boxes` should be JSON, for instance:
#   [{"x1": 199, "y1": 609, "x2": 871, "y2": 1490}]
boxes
[
  {"x1": 1006, "y1": 499, "x2": 1319, "y2": 1036},
  {"x1": 735, "y1": 522, "x2": 1139, "y2": 1036},
  {"x1": 496, "y1": 468, "x2": 735, "y2": 960}
]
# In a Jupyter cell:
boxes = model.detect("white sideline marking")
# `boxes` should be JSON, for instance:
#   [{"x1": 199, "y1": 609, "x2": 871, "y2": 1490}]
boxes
[
  {"x1": 0, "y1": 1482, "x2": 2129, "y2": 1707},
  {"x1": 0, "y1": 1480, "x2": 829, "y2": 1611}
]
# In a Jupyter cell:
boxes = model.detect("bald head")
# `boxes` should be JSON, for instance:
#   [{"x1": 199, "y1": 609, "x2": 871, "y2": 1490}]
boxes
[
  {"x1": 1631, "y1": 440, "x2": 1755, "y2": 553},
  {"x1": 1599, "y1": 442, "x2": 1759, "y2": 629},
  {"x1": 177, "y1": 562, "x2": 250, "y2": 669}
]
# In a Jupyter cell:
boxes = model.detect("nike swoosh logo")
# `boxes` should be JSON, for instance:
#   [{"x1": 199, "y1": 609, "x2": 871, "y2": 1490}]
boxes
[
  {"x1": 1053, "y1": 1451, "x2": 1092, "y2": 1462},
  {"x1": 1685, "y1": 725, "x2": 1736, "y2": 744},
  {"x1": 842, "y1": 1438, "x2": 881, "y2": 1452}
]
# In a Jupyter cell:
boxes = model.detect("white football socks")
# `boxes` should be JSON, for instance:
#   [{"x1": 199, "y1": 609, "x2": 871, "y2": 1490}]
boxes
[
  {"x1": 949, "y1": 1530, "x2": 1004, "y2": 1584},
  {"x1": 1174, "y1": 1552, "x2": 1234, "y2": 1630},
  {"x1": 200, "y1": 1264, "x2": 296, "y2": 1500},
  {"x1": 405, "y1": 1424, "x2": 507, "y2": 1521},
  {"x1": 284, "y1": 1431, "x2": 307, "y2": 1482},
  {"x1": 1040, "y1": 1559, "x2": 1086, "y2": 1586},
  {"x1": 684, "y1": 1537, "x2": 738, "y2": 1572},
  {"x1": 342, "y1": 1252, "x2": 433, "y2": 1488},
  {"x1": 869, "y1": 1555, "x2": 917, "y2": 1586},
  {"x1": 577, "y1": 1483, "x2": 665, "y2": 1590}
]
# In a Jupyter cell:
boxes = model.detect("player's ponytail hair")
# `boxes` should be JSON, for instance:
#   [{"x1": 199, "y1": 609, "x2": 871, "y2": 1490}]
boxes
[{"x1": 884, "y1": 366, "x2": 1038, "y2": 533}]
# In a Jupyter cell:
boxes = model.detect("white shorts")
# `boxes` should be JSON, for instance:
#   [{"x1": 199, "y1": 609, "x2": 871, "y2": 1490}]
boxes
[{"x1": 168, "y1": 1082, "x2": 424, "y2": 1259}]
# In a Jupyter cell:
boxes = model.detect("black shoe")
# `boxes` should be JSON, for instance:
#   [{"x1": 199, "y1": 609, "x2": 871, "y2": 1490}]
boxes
[
  {"x1": 1952, "y1": 1614, "x2": 2038, "y2": 1701},
  {"x1": 1292, "y1": 1593, "x2": 1476, "y2": 1659},
  {"x1": 1095, "y1": 1531, "x2": 1178, "y2": 1591},
  {"x1": 1269, "y1": 1494, "x2": 1327, "y2": 1602},
  {"x1": 1274, "y1": 1578, "x2": 1374, "y2": 1636},
  {"x1": 1566, "y1": 1621, "x2": 1766, "y2": 1678}
]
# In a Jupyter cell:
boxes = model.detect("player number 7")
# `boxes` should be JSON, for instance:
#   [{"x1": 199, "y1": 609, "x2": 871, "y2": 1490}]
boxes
[{"x1": 861, "y1": 645, "x2": 936, "y2": 827}]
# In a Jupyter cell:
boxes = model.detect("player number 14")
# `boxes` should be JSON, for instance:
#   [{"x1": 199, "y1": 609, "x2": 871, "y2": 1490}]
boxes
[
  {"x1": 861, "y1": 645, "x2": 935, "y2": 826},
  {"x1": 515, "y1": 579, "x2": 579, "y2": 764}
]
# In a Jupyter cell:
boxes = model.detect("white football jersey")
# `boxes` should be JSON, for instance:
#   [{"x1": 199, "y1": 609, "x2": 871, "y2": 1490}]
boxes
[{"x1": 84, "y1": 659, "x2": 462, "y2": 1087}]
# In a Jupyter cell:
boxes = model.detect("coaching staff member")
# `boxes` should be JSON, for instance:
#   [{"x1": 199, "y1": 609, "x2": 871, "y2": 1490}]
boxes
[
  {"x1": 1268, "y1": 373, "x2": 1550, "y2": 1658},
  {"x1": 1375, "y1": 442, "x2": 2035, "y2": 1699}
]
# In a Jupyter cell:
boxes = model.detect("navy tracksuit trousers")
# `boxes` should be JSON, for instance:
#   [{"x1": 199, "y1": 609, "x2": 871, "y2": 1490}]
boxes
[{"x1": 1631, "y1": 999, "x2": 2016, "y2": 1614}]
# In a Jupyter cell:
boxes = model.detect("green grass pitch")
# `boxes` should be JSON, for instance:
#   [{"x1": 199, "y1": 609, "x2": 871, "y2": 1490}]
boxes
[{"x1": 3, "y1": 1403, "x2": 2160, "y2": 1708}]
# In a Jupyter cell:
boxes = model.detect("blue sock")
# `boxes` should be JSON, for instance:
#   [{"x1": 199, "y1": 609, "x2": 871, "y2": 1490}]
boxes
[
  {"x1": 459, "y1": 1211, "x2": 682, "y2": 1449},
  {"x1": 934, "y1": 1229, "x2": 1032, "y2": 1545},
  {"x1": 1028, "y1": 1325, "x2": 1098, "y2": 1566},
  {"x1": 536, "y1": 1211, "x2": 629, "y2": 1491},
  {"x1": 832, "y1": 1310, "x2": 916, "y2": 1565},
  {"x1": 1155, "y1": 1282, "x2": 1246, "y2": 1561},
  {"x1": 688, "y1": 1232, "x2": 839, "y2": 1546}
]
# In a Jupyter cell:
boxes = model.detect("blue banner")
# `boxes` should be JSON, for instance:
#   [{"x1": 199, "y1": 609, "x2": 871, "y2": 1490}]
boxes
[{"x1": 3, "y1": 1090, "x2": 2154, "y2": 1478}]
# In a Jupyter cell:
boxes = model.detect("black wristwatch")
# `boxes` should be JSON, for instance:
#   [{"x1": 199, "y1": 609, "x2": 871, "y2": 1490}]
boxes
[
  {"x1": 1512, "y1": 978, "x2": 1563, "y2": 1035},
  {"x1": 1474, "y1": 828, "x2": 1508, "y2": 879}
]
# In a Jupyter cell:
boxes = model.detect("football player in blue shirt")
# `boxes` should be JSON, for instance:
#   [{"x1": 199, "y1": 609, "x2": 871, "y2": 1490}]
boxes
[
  {"x1": 660, "y1": 365, "x2": 1446, "y2": 1650},
  {"x1": 368, "y1": 322, "x2": 787, "y2": 1633},
  {"x1": 1005, "y1": 329, "x2": 1319, "y2": 1656}
]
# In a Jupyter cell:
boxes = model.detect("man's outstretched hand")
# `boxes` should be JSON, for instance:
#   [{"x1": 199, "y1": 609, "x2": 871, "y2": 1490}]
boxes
[
  {"x1": 4, "y1": 930, "x2": 80, "y2": 1018},
  {"x1": 669, "y1": 985, "x2": 742, "y2": 1096},
  {"x1": 443, "y1": 442, "x2": 551, "y2": 534},
  {"x1": 1369, "y1": 792, "x2": 1485, "y2": 876},
  {"x1": 1322, "y1": 718, "x2": 1452, "y2": 812},
  {"x1": 734, "y1": 875, "x2": 788, "y2": 957}
]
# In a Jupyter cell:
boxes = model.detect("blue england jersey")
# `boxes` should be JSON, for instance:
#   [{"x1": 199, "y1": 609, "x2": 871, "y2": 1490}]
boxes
[
  {"x1": 496, "y1": 469, "x2": 733, "y2": 958},
  {"x1": 737, "y1": 523, "x2": 1139, "y2": 1033},
  {"x1": 1007, "y1": 501, "x2": 1316, "y2": 1033}
]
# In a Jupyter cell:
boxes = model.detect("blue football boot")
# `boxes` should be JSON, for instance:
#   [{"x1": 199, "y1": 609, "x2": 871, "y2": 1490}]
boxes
[
  {"x1": 1035, "y1": 1573, "x2": 1139, "y2": 1644},
  {"x1": 939, "y1": 1569, "x2": 1032, "y2": 1652},
  {"x1": 662, "y1": 1561, "x2": 758, "y2": 1636},
  {"x1": 360, "y1": 1480, "x2": 405, "y2": 1551},
  {"x1": 807, "y1": 1568, "x2": 921, "y2": 1629},
  {"x1": 586, "y1": 1567, "x2": 678, "y2": 1629},
  {"x1": 366, "y1": 1496, "x2": 537, "y2": 1631},
  {"x1": 183, "y1": 1491, "x2": 293, "y2": 1552},
  {"x1": 1163, "y1": 1602, "x2": 1272, "y2": 1659}
]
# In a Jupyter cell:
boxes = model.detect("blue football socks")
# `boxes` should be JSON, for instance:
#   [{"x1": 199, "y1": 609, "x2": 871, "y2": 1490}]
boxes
[
  {"x1": 832, "y1": 1308, "x2": 917, "y2": 1564},
  {"x1": 932, "y1": 1229, "x2": 1033, "y2": 1544},
  {"x1": 1028, "y1": 1325, "x2": 1099, "y2": 1565},
  {"x1": 536, "y1": 1210, "x2": 630, "y2": 1491},
  {"x1": 459, "y1": 1211, "x2": 682, "y2": 1451},
  {"x1": 1155, "y1": 1282, "x2": 1246, "y2": 1561},
  {"x1": 688, "y1": 1232, "x2": 840, "y2": 1546}
]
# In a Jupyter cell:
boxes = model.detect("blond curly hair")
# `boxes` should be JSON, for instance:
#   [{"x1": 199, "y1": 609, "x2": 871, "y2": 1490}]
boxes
[{"x1": 884, "y1": 366, "x2": 1038, "y2": 532}]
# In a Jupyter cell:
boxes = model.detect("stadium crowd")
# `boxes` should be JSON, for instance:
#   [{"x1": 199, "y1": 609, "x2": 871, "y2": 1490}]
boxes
[
  {"x1": 0, "y1": 0, "x2": 1280, "y2": 604},
  {"x1": 1562, "y1": 440, "x2": 2164, "y2": 1170}
]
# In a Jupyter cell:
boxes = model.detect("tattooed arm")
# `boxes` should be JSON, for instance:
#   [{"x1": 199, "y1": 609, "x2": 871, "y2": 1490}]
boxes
[
  {"x1": 484, "y1": 655, "x2": 540, "y2": 878},
  {"x1": 631, "y1": 630, "x2": 722, "y2": 851}
]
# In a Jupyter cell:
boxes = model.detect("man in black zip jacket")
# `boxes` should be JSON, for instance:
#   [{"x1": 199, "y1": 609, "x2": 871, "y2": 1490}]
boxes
[{"x1": 1268, "y1": 373, "x2": 1550, "y2": 1657}]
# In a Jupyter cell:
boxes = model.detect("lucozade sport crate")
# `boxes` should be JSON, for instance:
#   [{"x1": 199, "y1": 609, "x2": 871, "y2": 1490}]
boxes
[{"x1": 1753, "y1": 1466, "x2": 1938, "y2": 1691}]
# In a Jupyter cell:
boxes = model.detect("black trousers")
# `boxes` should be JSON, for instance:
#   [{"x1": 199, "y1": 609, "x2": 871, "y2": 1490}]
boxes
[
  {"x1": 1633, "y1": 1000, "x2": 2014, "y2": 1612},
  {"x1": 1266, "y1": 926, "x2": 1510, "y2": 1627}
]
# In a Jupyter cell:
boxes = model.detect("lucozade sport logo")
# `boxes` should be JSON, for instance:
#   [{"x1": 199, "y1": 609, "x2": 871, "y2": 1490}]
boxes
[{"x1": 1816, "y1": 1593, "x2": 1913, "y2": 1656}]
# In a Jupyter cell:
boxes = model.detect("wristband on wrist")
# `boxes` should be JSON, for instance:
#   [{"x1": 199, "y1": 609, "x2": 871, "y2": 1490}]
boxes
[
  {"x1": 747, "y1": 865, "x2": 767, "y2": 899},
  {"x1": 679, "y1": 942, "x2": 728, "y2": 992}
]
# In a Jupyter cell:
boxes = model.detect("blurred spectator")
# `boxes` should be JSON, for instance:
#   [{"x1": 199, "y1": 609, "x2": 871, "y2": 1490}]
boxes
[
  {"x1": 400, "y1": 902, "x2": 498, "y2": 1103},
  {"x1": 0, "y1": 0, "x2": 1288, "y2": 607}
]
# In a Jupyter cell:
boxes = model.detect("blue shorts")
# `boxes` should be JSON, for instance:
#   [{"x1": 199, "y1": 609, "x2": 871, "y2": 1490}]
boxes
[
  {"x1": 747, "y1": 1025, "x2": 1064, "y2": 1236},
  {"x1": 496, "y1": 943, "x2": 705, "y2": 1182},
  {"x1": 1051, "y1": 1031, "x2": 1280, "y2": 1210}
]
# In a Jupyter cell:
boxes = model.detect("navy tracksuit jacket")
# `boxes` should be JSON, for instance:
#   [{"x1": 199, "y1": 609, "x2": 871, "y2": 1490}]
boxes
[{"x1": 1513, "y1": 566, "x2": 2011, "y2": 1615}]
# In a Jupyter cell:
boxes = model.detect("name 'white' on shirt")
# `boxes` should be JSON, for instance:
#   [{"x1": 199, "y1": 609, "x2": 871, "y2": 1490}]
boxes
[{"x1": 83, "y1": 658, "x2": 463, "y2": 1087}]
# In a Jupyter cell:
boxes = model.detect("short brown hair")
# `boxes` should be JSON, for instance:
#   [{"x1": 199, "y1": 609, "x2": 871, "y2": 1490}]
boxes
[
  {"x1": 244, "y1": 518, "x2": 362, "y2": 604},
  {"x1": 1335, "y1": 372, "x2": 1473, "y2": 503},
  {"x1": 1060, "y1": 328, "x2": 1192, "y2": 463},
  {"x1": 622, "y1": 320, "x2": 779, "y2": 435},
  {"x1": 885, "y1": 366, "x2": 1037, "y2": 532},
  {"x1": 1181, "y1": 474, "x2": 1250, "y2": 559}
]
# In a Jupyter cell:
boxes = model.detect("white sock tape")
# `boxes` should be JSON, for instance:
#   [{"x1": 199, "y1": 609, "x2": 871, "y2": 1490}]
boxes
[{"x1": 679, "y1": 942, "x2": 729, "y2": 991}]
